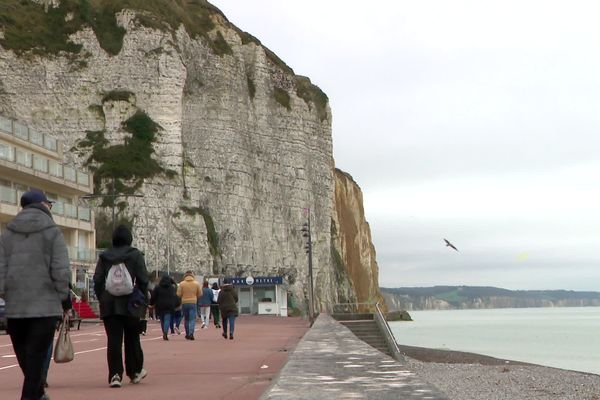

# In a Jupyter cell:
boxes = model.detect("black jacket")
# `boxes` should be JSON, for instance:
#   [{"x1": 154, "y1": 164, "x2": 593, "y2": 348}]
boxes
[
  {"x1": 150, "y1": 276, "x2": 179, "y2": 315},
  {"x1": 93, "y1": 245, "x2": 149, "y2": 319},
  {"x1": 217, "y1": 284, "x2": 238, "y2": 317}
]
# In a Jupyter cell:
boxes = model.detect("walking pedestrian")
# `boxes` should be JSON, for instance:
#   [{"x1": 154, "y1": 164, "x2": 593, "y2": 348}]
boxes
[
  {"x1": 211, "y1": 282, "x2": 221, "y2": 328},
  {"x1": 217, "y1": 278, "x2": 239, "y2": 340},
  {"x1": 0, "y1": 189, "x2": 72, "y2": 400},
  {"x1": 198, "y1": 281, "x2": 212, "y2": 329},
  {"x1": 150, "y1": 275, "x2": 180, "y2": 340},
  {"x1": 177, "y1": 271, "x2": 201, "y2": 340},
  {"x1": 93, "y1": 225, "x2": 149, "y2": 388}
]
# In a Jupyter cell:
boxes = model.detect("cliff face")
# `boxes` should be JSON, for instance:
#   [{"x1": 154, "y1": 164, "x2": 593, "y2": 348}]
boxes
[
  {"x1": 331, "y1": 169, "x2": 385, "y2": 310},
  {"x1": 0, "y1": 1, "x2": 383, "y2": 313}
]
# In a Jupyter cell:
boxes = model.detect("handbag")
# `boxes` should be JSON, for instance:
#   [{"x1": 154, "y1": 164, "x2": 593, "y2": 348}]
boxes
[
  {"x1": 127, "y1": 286, "x2": 147, "y2": 318},
  {"x1": 54, "y1": 314, "x2": 74, "y2": 363}
]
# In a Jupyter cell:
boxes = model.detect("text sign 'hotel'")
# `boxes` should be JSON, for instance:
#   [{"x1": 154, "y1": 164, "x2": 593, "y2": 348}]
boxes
[{"x1": 229, "y1": 276, "x2": 284, "y2": 286}]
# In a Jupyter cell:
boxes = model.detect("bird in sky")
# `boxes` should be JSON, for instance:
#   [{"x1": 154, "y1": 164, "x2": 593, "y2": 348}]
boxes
[{"x1": 444, "y1": 238, "x2": 459, "y2": 251}]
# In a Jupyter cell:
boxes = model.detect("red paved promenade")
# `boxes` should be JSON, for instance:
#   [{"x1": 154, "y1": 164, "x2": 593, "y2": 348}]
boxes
[{"x1": 0, "y1": 315, "x2": 309, "y2": 400}]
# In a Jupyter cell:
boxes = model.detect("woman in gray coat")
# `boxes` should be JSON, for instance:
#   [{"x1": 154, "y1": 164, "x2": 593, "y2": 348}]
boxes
[{"x1": 0, "y1": 189, "x2": 71, "y2": 400}]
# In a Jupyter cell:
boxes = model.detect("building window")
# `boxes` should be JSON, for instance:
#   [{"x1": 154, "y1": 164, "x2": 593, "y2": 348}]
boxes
[
  {"x1": 15, "y1": 149, "x2": 32, "y2": 168},
  {"x1": 0, "y1": 116, "x2": 12, "y2": 133},
  {"x1": 49, "y1": 160, "x2": 63, "y2": 177},
  {"x1": 0, "y1": 185, "x2": 17, "y2": 204},
  {"x1": 64, "y1": 166, "x2": 76, "y2": 182},
  {"x1": 13, "y1": 122, "x2": 28, "y2": 140},
  {"x1": 44, "y1": 135, "x2": 58, "y2": 152},
  {"x1": 33, "y1": 155, "x2": 48, "y2": 173},
  {"x1": 77, "y1": 171, "x2": 89, "y2": 186},
  {"x1": 0, "y1": 142, "x2": 13, "y2": 161},
  {"x1": 30, "y1": 130, "x2": 44, "y2": 146}
]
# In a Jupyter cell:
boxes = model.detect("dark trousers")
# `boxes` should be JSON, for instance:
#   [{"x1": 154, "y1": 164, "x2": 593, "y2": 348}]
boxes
[
  {"x1": 7, "y1": 317, "x2": 57, "y2": 400},
  {"x1": 211, "y1": 304, "x2": 220, "y2": 326},
  {"x1": 102, "y1": 315, "x2": 144, "y2": 383},
  {"x1": 221, "y1": 313, "x2": 236, "y2": 336}
]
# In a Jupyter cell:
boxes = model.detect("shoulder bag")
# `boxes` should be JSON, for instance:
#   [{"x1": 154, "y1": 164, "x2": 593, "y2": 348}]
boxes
[{"x1": 54, "y1": 314, "x2": 74, "y2": 363}]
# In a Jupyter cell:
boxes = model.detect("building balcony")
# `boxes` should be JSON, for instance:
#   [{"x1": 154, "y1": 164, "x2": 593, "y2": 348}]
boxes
[
  {"x1": 0, "y1": 140, "x2": 92, "y2": 195},
  {"x1": 67, "y1": 246, "x2": 97, "y2": 264},
  {"x1": 0, "y1": 114, "x2": 60, "y2": 155},
  {"x1": 0, "y1": 185, "x2": 92, "y2": 225}
]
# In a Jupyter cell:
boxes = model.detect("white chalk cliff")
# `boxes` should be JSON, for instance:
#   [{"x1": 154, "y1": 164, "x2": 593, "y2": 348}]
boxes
[{"x1": 0, "y1": 1, "x2": 384, "y2": 312}]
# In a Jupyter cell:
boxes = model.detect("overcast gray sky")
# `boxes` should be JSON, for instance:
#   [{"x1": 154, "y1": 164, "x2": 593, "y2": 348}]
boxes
[{"x1": 211, "y1": 1, "x2": 600, "y2": 291}]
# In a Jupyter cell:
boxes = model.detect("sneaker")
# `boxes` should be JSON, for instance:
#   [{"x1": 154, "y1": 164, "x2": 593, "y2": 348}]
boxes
[
  {"x1": 174, "y1": 326, "x2": 181, "y2": 335},
  {"x1": 110, "y1": 374, "x2": 122, "y2": 388},
  {"x1": 131, "y1": 368, "x2": 148, "y2": 384},
  {"x1": 189, "y1": 334, "x2": 195, "y2": 340},
  {"x1": 163, "y1": 333, "x2": 169, "y2": 341},
  {"x1": 229, "y1": 334, "x2": 234, "y2": 340},
  {"x1": 222, "y1": 332, "x2": 227, "y2": 339}
]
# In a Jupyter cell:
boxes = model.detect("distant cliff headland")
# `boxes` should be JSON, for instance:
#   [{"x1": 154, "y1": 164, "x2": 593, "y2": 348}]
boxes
[{"x1": 382, "y1": 286, "x2": 600, "y2": 311}]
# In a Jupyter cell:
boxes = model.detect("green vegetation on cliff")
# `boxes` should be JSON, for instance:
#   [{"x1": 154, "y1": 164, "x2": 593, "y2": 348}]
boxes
[
  {"x1": 0, "y1": 0, "x2": 225, "y2": 56},
  {"x1": 180, "y1": 206, "x2": 220, "y2": 257},
  {"x1": 73, "y1": 107, "x2": 176, "y2": 197}
]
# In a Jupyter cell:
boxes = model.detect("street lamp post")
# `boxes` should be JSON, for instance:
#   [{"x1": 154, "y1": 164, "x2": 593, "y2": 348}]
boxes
[
  {"x1": 301, "y1": 208, "x2": 315, "y2": 322},
  {"x1": 81, "y1": 192, "x2": 144, "y2": 230}
]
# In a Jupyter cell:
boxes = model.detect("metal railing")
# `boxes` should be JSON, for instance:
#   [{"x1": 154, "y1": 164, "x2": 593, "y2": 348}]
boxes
[
  {"x1": 331, "y1": 301, "x2": 405, "y2": 363},
  {"x1": 0, "y1": 114, "x2": 59, "y2": 152},
  {"x1": 375, "y1": 302, "x2": 404, "y2": 362},
  {"x1": 0, "y1": 139, "x2": 90, "y2": 186},
  {"x1": 0, "y1": 185, "x2": 92, "y2": 223}
]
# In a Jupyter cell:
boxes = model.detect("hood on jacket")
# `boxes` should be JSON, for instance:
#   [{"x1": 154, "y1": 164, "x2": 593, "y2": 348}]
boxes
[
  {"x1": 7, "y1": 204, "x2": 54, "y2": 235},
  {"x1": 159, "y1": 275, "x2": 173, "y2": 287},
  {"x1": 112, "y1": 225, "x2": 133, "y2": 247},
  {"x1": 183, "y1": 275, "x2": 196, "y2": 282},
  {"x1": 99, "y1": 245, "x2": 137, "y2": 264}
]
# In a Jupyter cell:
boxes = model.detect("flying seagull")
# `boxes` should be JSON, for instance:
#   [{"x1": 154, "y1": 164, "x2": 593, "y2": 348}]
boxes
[{"x1": 444, "y1": 238, "x2": 459, "y2": 252}]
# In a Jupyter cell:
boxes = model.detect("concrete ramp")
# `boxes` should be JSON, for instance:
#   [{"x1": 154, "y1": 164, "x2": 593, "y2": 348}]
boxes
[{"x1": 261, "y1": 313, "x2": 448, "y2": 400}]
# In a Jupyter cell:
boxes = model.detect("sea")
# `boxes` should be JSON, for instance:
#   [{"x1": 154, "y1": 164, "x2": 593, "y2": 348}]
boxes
[{"x1": 389, "y1": 307, "x2": 600, "y2": 375}]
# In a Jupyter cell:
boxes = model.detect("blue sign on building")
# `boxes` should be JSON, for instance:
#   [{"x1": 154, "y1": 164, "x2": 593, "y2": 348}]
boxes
[{"x1": 228, "y1": 276, "x2": 284, "y2": 286}]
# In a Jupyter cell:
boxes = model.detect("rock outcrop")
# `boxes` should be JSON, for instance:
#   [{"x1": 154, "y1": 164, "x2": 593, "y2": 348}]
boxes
[{"x1": 0, "y1": 1, "x2": 385, "y2": 313}]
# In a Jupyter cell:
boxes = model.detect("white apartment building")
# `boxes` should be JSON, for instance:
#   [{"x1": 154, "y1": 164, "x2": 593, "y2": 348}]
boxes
[{"x1": 0, "y1": 114, "x2": 96, "y2": 295}]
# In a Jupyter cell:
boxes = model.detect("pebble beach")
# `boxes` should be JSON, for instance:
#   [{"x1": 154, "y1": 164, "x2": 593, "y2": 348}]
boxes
[{"x1": 399, "y1": 344, "x2": 600, "y2": 400}]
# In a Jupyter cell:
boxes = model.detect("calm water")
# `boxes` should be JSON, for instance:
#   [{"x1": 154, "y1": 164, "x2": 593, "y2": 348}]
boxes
[{"x1": 389, "y1": 307, "x2": 600, "y2": 375}]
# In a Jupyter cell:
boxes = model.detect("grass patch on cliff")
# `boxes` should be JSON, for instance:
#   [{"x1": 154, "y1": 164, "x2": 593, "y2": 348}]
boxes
[
  {"x1": 295, "y1": 76, "x2": 329, "y2": 121},
  {"x1": 102, "y1": 90, "x2": 135, "y2": 103},
  {"x1": 180, "y1": 206, "x2": 220, "y2": 257},
  {"x1": 73, "y1": 109, "x2": 176, "y2": 199},
  {"x1": 274, "y1": 87, "x2": 291, "y2": 111},
  {"x1": 0, "y1": 0, "x2": 227, "y2": 56},
  {"x1": 247, "y1": 75, "x2": 256, "y2": 99}
]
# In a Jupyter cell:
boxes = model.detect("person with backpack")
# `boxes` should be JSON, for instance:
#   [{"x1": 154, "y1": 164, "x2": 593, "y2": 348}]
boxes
[
  {"x1": 93, "y1": 225, "x2": 149, "y2": 388},
  {"x1": 210, "y1": 282, "x2": 221, "y2": 329}
]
